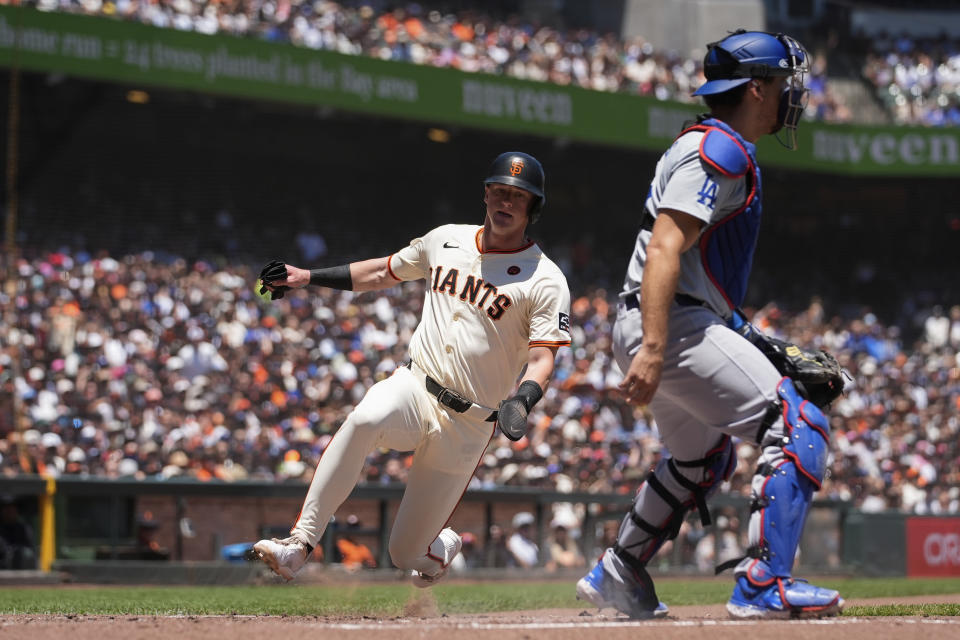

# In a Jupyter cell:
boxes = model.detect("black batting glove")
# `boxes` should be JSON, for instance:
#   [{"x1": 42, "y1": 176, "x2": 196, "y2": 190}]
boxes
[
  {"x1": 259, "y1": 259, "x2": 288, "y2": 283},
  {"x1": 496, "y1": 380, "x2": 544, "y2": 441},
  {"x1": 258, "y1": 259, "x2": 290, "y2": 300}
]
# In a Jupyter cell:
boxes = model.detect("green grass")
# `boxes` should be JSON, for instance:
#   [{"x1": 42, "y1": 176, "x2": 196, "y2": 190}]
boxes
[
  {"x1": 1, "y1": 577, "x2": 958, "y2": 616},
  {"x1": 846, "y1": 604, "x2": 960, "y2": 617}
]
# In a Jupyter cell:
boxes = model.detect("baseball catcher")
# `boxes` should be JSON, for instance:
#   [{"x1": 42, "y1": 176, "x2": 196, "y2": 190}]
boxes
[{"x1": 577, "y1": 30, "x2": 847, "y2": 620}]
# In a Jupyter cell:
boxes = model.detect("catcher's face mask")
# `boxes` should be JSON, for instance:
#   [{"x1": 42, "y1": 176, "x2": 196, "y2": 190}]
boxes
[{"x1": 772, "y1": 34, "x2": 810, "y2": 151}]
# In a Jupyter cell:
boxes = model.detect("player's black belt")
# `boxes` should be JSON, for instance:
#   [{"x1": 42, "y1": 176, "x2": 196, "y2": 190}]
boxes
[
  {"x1": 623, "y1": 293, "x2": 709, "y2": 310},
  {"x1": 407, "y1": 361, "x2": 499, "y2": 422}
]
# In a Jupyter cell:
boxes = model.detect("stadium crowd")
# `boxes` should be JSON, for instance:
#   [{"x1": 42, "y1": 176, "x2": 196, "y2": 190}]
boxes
[
  {"x1": 26, "y1": 0, "x2": 848, "y2": 122},
  {"x1": 1, "y1": 251, "x2": 958, "y2": 519},
  {"x1": 861, "y1": 31, "x2": 960, "y2": 126}
]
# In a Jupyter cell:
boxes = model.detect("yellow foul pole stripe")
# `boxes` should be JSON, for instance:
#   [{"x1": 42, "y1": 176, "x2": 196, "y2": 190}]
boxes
[{"x1": 39, "y1": 475, "x2": 56, "y2": 572}]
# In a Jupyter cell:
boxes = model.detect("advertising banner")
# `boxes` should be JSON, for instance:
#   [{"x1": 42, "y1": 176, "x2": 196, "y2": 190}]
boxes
[
  {"x1": 1, "y1": 6, "x2": 957, "y2": 176},
  {"x1": 906, "y1": 517, "x2": 960, "y2": 577}
]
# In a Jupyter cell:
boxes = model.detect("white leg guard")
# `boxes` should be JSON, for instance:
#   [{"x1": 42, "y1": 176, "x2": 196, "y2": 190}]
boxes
[{"x1": 615, "y1": 435, "x2": 736, "y2": 567}]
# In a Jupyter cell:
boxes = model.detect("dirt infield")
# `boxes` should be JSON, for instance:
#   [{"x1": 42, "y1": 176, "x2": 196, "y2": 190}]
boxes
[{"x1": 3, "y1": 595, "x2": 959, "y2": 640}]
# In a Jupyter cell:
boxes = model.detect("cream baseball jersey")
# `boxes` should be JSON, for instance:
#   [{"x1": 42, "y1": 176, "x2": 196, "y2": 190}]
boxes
[{"x1": 387, "y1": 224, "x2": 571, "y2": 408}]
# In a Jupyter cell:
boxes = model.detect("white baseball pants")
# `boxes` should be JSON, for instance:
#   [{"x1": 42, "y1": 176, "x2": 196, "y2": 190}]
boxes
[{"x1": 291, "y1": 366, "x2": 496, "y2": 575}]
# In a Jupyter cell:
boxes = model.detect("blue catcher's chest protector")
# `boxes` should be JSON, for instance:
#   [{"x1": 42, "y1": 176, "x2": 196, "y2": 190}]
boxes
[{"x1": 681, "y1": 118, "x2": 762, "y2": 310}]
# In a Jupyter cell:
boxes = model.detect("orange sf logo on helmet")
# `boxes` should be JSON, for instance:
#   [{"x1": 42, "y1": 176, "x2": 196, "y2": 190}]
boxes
[{"x1": 509, "y1": 158, "x2": 524, "y2": 176}]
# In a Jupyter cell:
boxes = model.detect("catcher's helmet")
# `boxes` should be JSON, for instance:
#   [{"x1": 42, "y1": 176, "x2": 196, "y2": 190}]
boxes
[
  {"x1": 693, "y1": 30, "x2": 808, "y2": 96},
  {"x1": 693, "y1": 30, "x2": 810, "y2": 149},
  {"x1": 483, "y1": 151, "x2": 545, "y2": 224}
]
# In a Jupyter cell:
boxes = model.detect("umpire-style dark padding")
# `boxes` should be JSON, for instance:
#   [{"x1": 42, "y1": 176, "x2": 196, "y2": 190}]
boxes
[{"x1": 483, "y1": 151, "x2": 546, "y2": 223}]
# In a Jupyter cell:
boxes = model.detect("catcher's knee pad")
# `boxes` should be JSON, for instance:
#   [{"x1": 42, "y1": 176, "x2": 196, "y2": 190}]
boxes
[
  {"x1": 615, "y1": 436, "x2": 736, "y2": 566},
  {"x1": 736, "y1": 378, "x2": 832, "y2": 579}
]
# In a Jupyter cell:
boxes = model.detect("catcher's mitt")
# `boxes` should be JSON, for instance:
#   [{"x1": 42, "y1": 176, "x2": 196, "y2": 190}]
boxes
[
  {"x1": 739, "y1": 327, "x2": 846, "y2": 408},
  {"x1": 258, "y1": 259, "x2": 290, "y2": 300}
]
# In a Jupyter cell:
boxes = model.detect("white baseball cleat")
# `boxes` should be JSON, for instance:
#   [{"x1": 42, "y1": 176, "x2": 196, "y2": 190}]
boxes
[
  {"x1": 410, "y1": 527, "x2": 462, "y2": 588},
  {"x1": 253, "y1": 536, "x2": 308, "y2": 581}
]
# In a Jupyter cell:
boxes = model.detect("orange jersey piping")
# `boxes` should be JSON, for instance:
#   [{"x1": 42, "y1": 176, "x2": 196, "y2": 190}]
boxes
[{"x1": 529, "y1": 339, "x2": 571, "y2": 347}]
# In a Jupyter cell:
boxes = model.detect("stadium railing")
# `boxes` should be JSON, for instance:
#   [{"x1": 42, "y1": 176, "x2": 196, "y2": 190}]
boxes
[{"x1": 3, "y1": 475, "x2": 864, "y2": 576}]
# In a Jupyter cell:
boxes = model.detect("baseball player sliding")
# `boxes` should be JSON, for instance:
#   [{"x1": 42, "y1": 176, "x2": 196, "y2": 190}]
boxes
[
  {"x1": 576, "y1": 31, "x2": 845, "y2": 619},
  {"x1": 252, "y1": 152, "x2": 571, "y2": 586}
]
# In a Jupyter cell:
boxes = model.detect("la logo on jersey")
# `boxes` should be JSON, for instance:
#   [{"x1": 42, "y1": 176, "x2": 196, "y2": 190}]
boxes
[
  {"x1": 509, "y1": 158, "x2": 524, "y2": 176},
  {"x1": 697, "y1": 175, "x2": 718, "y2": 210},
  {"x1": 431, "y1": 265, "x2": 512, "y2": 320}
]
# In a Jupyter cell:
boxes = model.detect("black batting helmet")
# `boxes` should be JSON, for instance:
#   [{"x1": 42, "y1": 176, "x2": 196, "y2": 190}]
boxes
[{"x1": 483, "y1": 151, "x2": 546, "y2": 224}]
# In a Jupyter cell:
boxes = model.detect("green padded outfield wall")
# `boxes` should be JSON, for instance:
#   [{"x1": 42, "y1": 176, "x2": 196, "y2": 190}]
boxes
[
  {"x1": 842, "y1": 511, "x2": 907, "y2": 576},
  {"x1": 1, "y1": 6, "x2": 958, "y2": 176}
]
